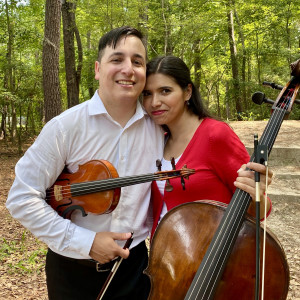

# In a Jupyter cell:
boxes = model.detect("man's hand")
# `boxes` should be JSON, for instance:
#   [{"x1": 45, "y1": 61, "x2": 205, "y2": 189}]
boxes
[{"x1": 89, "y1": 231, "x2": 132, "y2": 263}]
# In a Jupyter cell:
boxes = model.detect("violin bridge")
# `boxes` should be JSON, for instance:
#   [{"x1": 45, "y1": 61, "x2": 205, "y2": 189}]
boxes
[{"x1": 54, "y1": 185, "x2": 63, "y2": 202}]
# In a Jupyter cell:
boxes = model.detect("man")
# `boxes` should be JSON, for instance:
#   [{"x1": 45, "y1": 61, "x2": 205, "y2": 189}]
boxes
[{"x1": 6, "y1": 26, "x2": 164, "y2": 300}]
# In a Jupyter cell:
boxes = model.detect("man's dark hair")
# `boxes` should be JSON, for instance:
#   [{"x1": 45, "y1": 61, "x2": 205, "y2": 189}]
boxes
[{"x1": 97, "y1": 26, "x2": 146, "y2": 61}]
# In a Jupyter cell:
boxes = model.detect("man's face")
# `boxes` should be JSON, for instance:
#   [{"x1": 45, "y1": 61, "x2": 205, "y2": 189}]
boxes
[{"x1": 95, "y1": 35, "x2": 146, "y2": 106}]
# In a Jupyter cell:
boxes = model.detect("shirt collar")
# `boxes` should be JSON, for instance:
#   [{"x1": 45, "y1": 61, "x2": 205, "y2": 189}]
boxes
[
  {"x1": 88, "y1": 90, "x2": 148, "y2": 120},
  {"x1": 88, "y1": 91, "x2": 109, "y2": 116}
]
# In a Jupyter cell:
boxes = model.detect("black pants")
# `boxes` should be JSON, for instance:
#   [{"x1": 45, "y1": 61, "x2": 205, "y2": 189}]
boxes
[{"x1": 45, "y1": 241, "x2": 150, "y2": 300}]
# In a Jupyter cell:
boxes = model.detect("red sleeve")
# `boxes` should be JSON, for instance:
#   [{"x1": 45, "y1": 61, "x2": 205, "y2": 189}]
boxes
[{"x1": 208, "y1": 122, "x2": 250, "y2": 194}]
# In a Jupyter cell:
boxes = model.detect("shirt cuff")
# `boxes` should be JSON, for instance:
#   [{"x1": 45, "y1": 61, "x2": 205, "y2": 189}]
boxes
[{"x1": 69, "y1": 225, "x2": 96, "y2": 258}]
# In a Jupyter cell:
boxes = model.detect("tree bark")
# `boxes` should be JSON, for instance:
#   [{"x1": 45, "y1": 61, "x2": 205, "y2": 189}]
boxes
[
  {"x1": 161, "y1": 0, "x2": 172, "y2": 55},
  {"x1": 62, "y1": 0, "x2": 82, "y2": 108},
  {"x1": 193, "y1": 39, "x2": 201, "y2": 92},
  {"x1": 0, "y1": 105, "x2": 7, "y2": 140},
  {"x1": 86, "y1": 31, "x2": 94, "y2": 99},
  {"x1": 4, "y1": 0, "x2": 17, "y2": 141},
  {"x1": 226, "y1": 3, "x2": 243, "y2": 119},
  {"x1": 285, "y1": 0, "x2": 292, "y2": 65},
  {"x1": 234, "y1": 7, "x2": 247, "y2": 110},
  {"x1": 42, "y1": 0, "x2": 62, "y2": 122}
]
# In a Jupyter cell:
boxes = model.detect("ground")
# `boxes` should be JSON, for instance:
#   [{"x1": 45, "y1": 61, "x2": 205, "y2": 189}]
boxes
[{"x1": 0, "y1": 120, "x2": 299, "y2": 299}]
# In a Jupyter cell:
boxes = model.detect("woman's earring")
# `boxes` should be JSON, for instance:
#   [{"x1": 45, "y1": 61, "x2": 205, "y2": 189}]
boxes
[{"x1": 186, "y1": 99, "x2": 191, "y2": 106}]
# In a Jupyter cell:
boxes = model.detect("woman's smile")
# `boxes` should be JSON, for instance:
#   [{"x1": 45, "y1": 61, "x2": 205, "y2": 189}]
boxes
[{"x1": 151, "y1": 110, "x2": 167, "y2": 116}]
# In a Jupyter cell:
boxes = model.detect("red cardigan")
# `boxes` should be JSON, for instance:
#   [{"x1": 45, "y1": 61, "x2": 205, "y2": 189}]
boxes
[{"x1": 150, "y1": 118, "x2": 251, "y2": 238}]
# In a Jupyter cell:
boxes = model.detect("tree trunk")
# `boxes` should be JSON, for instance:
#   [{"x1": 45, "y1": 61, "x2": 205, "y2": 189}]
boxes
[
  {"x1": 255, "y1": 30, "x2": 261, "y2": 84},
  {"x1": 225, "y1": 81, "x2": 231, "y2": 120},
  {"x1": 285, "y1": 0, "x2": 292, "y2": 65},
  {"x1": 161, "y1": 0, "x2": 172, "y2": 55},
  {"x1": 5, "y1": 0, "x2": 17, "y2": 141},
  {"x1": 234, "y1": 7, "x2": 247, "y2": 110},
  {"x1": 0, "y1": 106, "x2": 7, "y2": 140},
  {"x1": 62, "y1": 0, "x2": 82, "y2": 108},
  {"x1": 86, "y1": 31, "x2": 94, "y2": 99},
  {"x1": 42, "y1": 0, "x2": 62, "y2": 122},
  {"x1": 226, "y1": 3, "x2": 242, "y2": 119},
  {"x1": 193, "y1": 39, "x2": 201, "y2": 92},
  {"x1": 216, "y1": 84, "x2": 221, "y2": 118}
]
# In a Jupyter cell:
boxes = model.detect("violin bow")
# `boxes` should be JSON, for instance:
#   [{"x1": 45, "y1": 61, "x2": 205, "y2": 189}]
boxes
[{"x1": 96, "y1": 232, "x2": 134, "y2": 300}]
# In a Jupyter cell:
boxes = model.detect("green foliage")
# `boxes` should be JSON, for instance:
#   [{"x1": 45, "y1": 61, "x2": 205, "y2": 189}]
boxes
[{"x1": 0, "y1": 0, "x2": 299, "y2": 142}]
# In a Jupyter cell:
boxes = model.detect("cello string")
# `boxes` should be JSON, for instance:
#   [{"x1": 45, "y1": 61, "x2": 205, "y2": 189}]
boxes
[
  {"x1": 203, "y1": 96, "x2": 291, "y2": 298},
  {"x1": 188, "y1": 85, "x2": 297, "y2": 298},
  {"x1": 188, "y1": 188, "x2": 251, "y2": 299},
  {"x1": 259, "y1": 89, "x2": 291, "y2": 149},
  {"x1": 201, "y1": 98, "x2": 290, "y2": 297},
  {"x1": 188, "y1": 95, "x2": 291, "y2": 299},
  {"x1": 196, "y1": 82, "x2": 298, "y2": 298}
]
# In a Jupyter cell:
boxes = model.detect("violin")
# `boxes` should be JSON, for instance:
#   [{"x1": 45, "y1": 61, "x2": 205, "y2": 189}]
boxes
[
  {"x1": 145, "y1": 58, "x2": 300, "y2": 299},
  {"x1": 45, "y1": 159, "x2": 195, "y2": 219}
]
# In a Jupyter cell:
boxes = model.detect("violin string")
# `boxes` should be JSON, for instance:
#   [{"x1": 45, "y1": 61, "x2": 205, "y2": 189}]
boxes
[
  {"x1": 45, "y1": 170, "x2": 193, "y2": 201},
  {"x1": 71, "y1": 174, "x2": 156, "y2": 194},
  {"x1": 188, "y1": 93, "x2": 292, "y2": 299},
  {"x1": 45, "y1": 173, "x2": 157, "y2": 200}
]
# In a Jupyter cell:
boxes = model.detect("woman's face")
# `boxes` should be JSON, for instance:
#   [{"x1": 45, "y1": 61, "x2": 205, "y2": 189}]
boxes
[{"x1": 142, "y1": 73, "x2": 191, "y2": 127}]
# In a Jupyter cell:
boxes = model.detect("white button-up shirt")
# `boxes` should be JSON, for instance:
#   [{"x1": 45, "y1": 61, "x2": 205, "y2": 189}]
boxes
[{"x1": 6, "y1": 91, "x2": 164, "y2": 259}]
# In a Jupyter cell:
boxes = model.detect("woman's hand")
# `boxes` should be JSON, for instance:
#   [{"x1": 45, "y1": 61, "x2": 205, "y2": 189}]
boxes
[{"x1": 234, "y1": 162, "x2": 273, "y2": 217}]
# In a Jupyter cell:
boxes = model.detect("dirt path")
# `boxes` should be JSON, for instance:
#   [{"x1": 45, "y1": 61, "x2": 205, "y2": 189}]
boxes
[
  {"x1": 0, "y1": 120, "x2": 299, "y2": 299},
  {"x1": 0, "y1": 145, "x2": 48, "y2": 299}
]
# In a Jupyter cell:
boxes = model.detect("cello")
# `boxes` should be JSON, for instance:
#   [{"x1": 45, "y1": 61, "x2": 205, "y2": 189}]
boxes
[{"x1": 145, "y1": 58, "x2": 300, "y2": 299}]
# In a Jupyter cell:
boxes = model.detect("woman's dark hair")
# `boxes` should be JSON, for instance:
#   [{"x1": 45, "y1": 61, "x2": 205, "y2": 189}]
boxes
[
  {"x1": 97, "y1": 26, "x2": 146, "y2": 61},
  {"x1": 146, "y1": 55, "x2": 211, "y2": 119}
]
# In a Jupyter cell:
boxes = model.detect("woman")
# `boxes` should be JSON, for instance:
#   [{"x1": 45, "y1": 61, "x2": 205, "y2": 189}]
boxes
[{"x1": 142, "y1": 55, "x2": 272, "y2": 237}]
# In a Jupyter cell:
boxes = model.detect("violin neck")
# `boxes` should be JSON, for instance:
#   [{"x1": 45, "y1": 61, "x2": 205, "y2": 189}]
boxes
[
  {"x1": 70, "y1": 173, "x2": 157, "y2": 196},
  {"x1": 184, "y1": 105, "x2": 287, "y2": 300}
]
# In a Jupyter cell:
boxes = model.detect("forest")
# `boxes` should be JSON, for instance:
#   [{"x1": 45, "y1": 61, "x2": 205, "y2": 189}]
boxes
[{"x1": 1, "y1": 0, "x2": 300, "y2": 146}]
